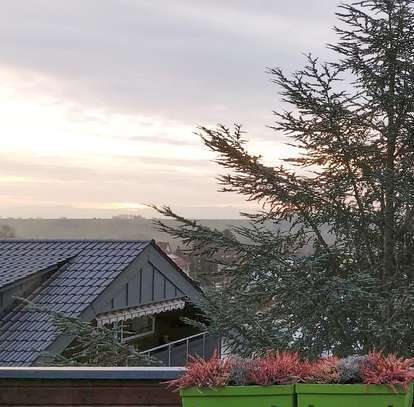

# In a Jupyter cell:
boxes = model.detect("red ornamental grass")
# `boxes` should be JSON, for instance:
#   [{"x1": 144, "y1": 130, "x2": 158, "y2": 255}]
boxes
[
  {"x1": 301, "y1": 356, "x2": 340, "y2": 384},
  {"x1": 248, "y1": 351, "x2": 303, "y2": 385},
  {"x1": 360, "y1": 351, "x2": 414, "y2": 389},
  {"x1": 168, "y1": 351, "x2": 231, "y2": 390}
]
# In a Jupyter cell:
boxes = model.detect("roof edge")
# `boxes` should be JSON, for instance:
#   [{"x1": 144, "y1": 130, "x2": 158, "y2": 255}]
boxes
[
  {"x1": 0, "y1": 366, "x2": 184, "y2": 380},
  {"x1": 150, "y1": 241, "x2": 204, "y2": 295},
  {"x1": 0, "y1": 260, "x2": 71, "y2": 292},
  {"x1": 0, "y1": 239, "x2": 152, "y2": 243}
]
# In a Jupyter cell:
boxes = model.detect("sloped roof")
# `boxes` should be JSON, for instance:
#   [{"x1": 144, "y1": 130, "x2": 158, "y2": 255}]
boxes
[
  {"x1": 0, "y1": 241, "x2": 81, "y2": 288},
  {"x1": 0, "y1": 240, "x2": 151, "y2": 366}
]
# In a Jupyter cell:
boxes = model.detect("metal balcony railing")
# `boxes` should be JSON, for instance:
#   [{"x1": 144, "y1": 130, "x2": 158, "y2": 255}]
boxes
[{"x1": 140, "y1": 332, "x2": 219, "y2": 367}]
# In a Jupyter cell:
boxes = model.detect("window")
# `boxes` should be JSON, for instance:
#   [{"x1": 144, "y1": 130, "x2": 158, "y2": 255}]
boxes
[
  {"x1": 106, "y1": 316, "x2": 155, "y2": 343},
  {"x1": 122, "y1": 316, "x2": 155, "y2": 342}
]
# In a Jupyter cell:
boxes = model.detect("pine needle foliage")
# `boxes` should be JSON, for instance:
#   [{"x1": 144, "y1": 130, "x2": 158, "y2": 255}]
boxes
[
  {"x1": 154, "y1": 0, "x2": 414, "y2": 358},
  {"x1": 23, "y1": 301, "x2": 161, "y2": 367}
]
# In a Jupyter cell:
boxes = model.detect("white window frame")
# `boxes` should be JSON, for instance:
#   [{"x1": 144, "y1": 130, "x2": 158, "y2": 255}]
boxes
[{"x1": 120, "y1": 316, "x2": 156, "y2": 343}]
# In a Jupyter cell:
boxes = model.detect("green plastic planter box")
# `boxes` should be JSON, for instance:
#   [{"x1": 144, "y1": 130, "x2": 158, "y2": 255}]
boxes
[
  {"x1": 296, "y1": 383, "x2": 413, "y2": 407},
  {"x1": 180, "y1": 385, "x2": 296, "y2": 407}
]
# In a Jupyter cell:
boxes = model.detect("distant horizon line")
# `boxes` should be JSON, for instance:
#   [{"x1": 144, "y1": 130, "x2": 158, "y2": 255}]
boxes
[{"x1": 0, "y1": 216, "x2": 246, "y2": 221}]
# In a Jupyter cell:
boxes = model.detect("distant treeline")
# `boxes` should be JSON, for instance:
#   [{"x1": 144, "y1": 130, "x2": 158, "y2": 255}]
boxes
[
  {"x1": 0, "y1": 216, "x2": 326, "y2": 254},
  {"x1": 0, "y1": 216, "x2": 251, "y2": 249}
]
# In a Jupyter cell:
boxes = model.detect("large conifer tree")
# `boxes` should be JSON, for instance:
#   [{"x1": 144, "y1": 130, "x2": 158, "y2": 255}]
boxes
[{"x1": 155, "y1": 0, "x2": 414, "y2": 357}]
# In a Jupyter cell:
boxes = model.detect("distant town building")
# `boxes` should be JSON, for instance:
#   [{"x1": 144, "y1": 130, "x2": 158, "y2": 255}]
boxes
[
  {"x1": 174, "y1": 229, "x2": 239, "y2": 289},
  {"x1": 156, "y1": 241, "x2": 191, "y2": 276}
]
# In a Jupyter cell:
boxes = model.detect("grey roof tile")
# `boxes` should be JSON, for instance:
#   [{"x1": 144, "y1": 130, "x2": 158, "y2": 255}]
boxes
[{"x1": 0, "y1": 240, "x2": 151, "y2": 366}]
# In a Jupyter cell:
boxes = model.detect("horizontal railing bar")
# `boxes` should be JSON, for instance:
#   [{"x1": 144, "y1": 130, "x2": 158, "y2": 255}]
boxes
[{"x1": 140, "y1": 332, "x2": 207, "y2": 355}]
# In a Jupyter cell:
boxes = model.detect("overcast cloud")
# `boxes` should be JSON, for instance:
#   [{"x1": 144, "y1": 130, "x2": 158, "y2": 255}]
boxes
[{"x1": 0, "y1": 0, "x2": 340, "y2": 218}]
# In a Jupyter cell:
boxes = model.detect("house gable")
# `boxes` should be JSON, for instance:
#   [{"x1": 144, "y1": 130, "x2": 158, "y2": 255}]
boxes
[
  {"x1": 90, "y1": 244, "x2": 202, "y2": 317},
  {"x1": 37, "y1": 242, "x2": 204, "y2": 364}
]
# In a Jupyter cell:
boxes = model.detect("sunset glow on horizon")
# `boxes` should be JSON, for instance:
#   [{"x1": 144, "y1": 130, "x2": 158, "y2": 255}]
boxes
[{"x1": 0, "y1": 0, "x2": 338, "y2": 219}]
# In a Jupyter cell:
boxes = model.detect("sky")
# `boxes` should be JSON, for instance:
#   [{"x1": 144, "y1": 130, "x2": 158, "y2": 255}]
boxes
[{"x1": 0, "y1": 0, "x2": 340, "y2": 219}]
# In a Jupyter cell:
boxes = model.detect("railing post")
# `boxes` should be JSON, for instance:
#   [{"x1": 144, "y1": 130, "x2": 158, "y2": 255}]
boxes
[
  {"x1": 139, "y1": 332, "x2": 209, "y2": 365},
  {"x1": 168, "y1": 344, "x2": 171, "y2": 367}
]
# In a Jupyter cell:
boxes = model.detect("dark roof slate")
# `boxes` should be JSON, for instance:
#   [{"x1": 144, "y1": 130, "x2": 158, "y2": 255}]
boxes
[
  {"x1": 0, "y1": 241, "x2": 82, "y2": 288},
  {"x1": 0, "y1": 240, "x2": 151, "y2": 366}
]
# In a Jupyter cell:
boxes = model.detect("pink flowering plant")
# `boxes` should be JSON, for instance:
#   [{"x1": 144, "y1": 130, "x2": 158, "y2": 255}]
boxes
[{"x1": 170, "y1": 350, "x2": 414, "y2": 390}]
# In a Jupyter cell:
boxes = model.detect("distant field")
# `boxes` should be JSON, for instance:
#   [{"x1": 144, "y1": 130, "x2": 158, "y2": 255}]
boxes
[
  {"x1": 0, "y1": 217, "x2": 322, "y2": 254},
  {"x1": 0, "y1": 217, "x2": 251, "y2": 248}
]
